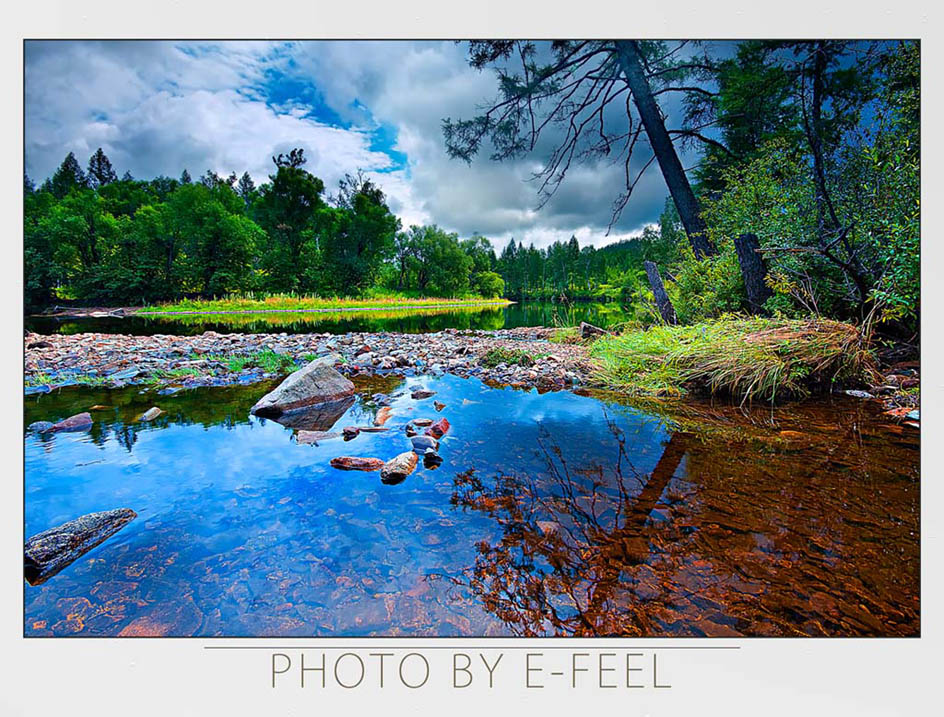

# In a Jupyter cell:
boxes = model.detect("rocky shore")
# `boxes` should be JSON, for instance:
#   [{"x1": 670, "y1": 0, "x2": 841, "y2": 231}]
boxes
[{"x1": 25, "y1": 327, "x2": 594, "y2": 395}]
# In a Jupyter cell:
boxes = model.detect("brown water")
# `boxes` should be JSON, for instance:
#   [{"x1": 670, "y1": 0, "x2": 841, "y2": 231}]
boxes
[{"x1": 24, "y1": 377, "x2": 919, "y2": 637}]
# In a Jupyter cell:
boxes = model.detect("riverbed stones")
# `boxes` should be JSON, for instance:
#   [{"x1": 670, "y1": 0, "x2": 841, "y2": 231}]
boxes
[
  {"x1": 49, "y1": 412, "x2": 93, "y2": 433},
  {"x1": 250, "y1": 354, "x2": 353, "y2": 417},
  {"x1": 330, "y1": 456, "x2": 385, "y2": 471},
  {"x1": 139, "y1": 406, "x2": 163, "y2": 422},
  {"x1": 380, "y1": 451, "x2": 418, "y2": 482},
  {"x1": 24, "y1": 508, "x2": 137, "y2": 585}
]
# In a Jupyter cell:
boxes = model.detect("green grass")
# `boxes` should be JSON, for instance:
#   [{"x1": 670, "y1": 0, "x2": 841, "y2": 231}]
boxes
[
  {"x1": 479, "y1": 347, "x2": 546, "y2": 368},
  {"x1": 201, "y1": 349, "x2": 297, "y2": 374},
  {"x1": 590, "y1": 315, "x2": 877, "y2": 403},
  {"x1": 136, "y1": 291, "x2": 510, "y2": 315},
  {"x1": 26, "y1": 372, "x2": 55, "y2": 387}
]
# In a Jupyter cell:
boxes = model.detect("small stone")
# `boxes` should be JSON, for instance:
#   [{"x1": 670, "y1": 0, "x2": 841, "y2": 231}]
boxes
[
  {"x1": 139, "y1": 407, "x2": 163, "y2": 422},
  {"x1": 49, "y1": 412, "x2": 93, "y2": 432},
  {"x1": 413, "y1": 418, "x2": 433, "y2": 427},
  {"x1": 906, "y1": 410, "x2": 919, "y2": 421},
  {"x1": 411, "y1": 389, "x2": 436, "y2": 400},
  {"x1": 374, "y1": 406, "x2": 393, "y2": 426},
  {"x1": 330, "y1": 456, "x2": 385, "y2": 471},
  {"x1": 433, "y1": 401, "x2": 446, "y2": 412},
  {"x1": 425, "y1": 418, "x2": 451, "y2": 438},
  {"x1": 423, "y1": 452, "x2": 443, "y2": 470},
  {"x1": 342, "y1": 426, "x2": 360, "y2": 440},
  {"x1": 381, "y1": 451, "x2": 418, "y2": 483},
  {"x1": 844, "y1": 390, "x2": 874, "y2": 399}
]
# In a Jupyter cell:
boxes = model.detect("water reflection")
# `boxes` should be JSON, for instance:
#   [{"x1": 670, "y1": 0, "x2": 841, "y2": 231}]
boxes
[
  {"x1": 24, "y1": 376, "x2": 918, "y2": 637},
  {"x1": 26, "y1": 301, "x2": 632, "y2": 336}
]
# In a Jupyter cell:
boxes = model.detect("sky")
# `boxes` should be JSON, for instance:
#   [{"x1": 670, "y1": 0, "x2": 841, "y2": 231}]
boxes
[{"x1": 24, "y1": 40, "x2": 699, "y2": 251}]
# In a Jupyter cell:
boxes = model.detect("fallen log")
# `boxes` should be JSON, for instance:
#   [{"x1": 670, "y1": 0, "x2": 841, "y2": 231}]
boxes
[{"x1": 24, "y1": 508, "x2": 137, "y2": 585}]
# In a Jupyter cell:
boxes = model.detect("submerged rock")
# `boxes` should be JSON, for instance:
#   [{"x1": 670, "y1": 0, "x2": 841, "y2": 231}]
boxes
[
  {"x1": 425, "y1": 418, "x2": 451, "y2": 438},
  {"x1": 411, "y1": 435, "x2": 439, "y2": 454},
  {"x1": 330, "y1": 456, "x2": 385, "y2": 471},
  {"x1": 250, "y1": 354, "x2": 353, "y2": 417},
  {"x1": 296, "y1": 430, "x2": 340, "y2": 445},
  {"x1": 49, "y1": 412, "x2": 93, "y2": 433},
  {"x1": 381, "y1": 451, "x2": 418, "y2": 483},
  {"x1": 374, "y1": 406, "x2": 393, "y2": 426},
  {"x1": 24, "y1": 508, "x2": 137, "y2": 586},
  {"x1": 27, "y1": 421, "x2": 54, "y2": 433},
  {"x1": 139, "y1": 407, "x2": 163, "y2": 422}
]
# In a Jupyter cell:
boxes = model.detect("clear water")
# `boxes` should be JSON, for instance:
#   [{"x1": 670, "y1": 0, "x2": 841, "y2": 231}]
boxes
[
  {"x1": 26, "y1": 301, "x2": 633, "y2": 336},
  {"x1": 24, "y1": 375, "x2": 919, "y2": 637}
]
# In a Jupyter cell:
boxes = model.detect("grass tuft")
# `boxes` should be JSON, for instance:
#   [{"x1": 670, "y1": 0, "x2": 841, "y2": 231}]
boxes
[{"x1": 590, "y1": 315, "x2": 877, "y2": 403}]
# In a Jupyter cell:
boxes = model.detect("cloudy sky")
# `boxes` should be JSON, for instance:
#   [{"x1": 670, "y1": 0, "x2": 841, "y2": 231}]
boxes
[{"x1": 25, "y1": 40, "x2": 695, "y2": 250}]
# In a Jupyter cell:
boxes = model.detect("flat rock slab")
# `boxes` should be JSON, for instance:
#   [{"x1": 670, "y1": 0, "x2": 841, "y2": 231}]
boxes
[
  {"x1": 49, "y1": 412, "x2": 93, "y2": 433},
  {"x1": 251, "y1": 354, "x2": 353, "y2": 416},
  {"x1": 24, "y1": 508, "x2": 137, "y2": 586},
  {"x1": 412, "y1": 418, "x2": 433, "y2": 427},
  {"x1": 296, "y1": 430, "x2": 340, "y2": 445},
  {"x1": 381, "y1": 451, "x2": 418, "y2": 483},
  {"x1": 330, "y1": 456, "x2": 385, "y2": 471}
]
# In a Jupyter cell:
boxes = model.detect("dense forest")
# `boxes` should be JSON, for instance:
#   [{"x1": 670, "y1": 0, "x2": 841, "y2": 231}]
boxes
[{"x1": 25, "y1": 40, "x2": 919, "y2": 336}]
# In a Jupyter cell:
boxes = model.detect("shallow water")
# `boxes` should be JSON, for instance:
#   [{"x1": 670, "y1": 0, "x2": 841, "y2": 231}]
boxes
[
  {"x1": 24, "y1": 376, "x2": 919, "y2": 637},
  {"x1": 26, "y1": 300, "x2": 632, "y2": 336}
]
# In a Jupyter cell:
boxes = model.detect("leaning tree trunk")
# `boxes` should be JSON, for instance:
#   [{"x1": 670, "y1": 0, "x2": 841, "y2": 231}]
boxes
[
  {"x1": 615, "y1": 40, "x2": 716, "y2": 259},
  {"x1": 644, "y1": 260, "x2": 678, "y2": 325},
  {"x1": 733, "y1": 233, "x2": 773, "y2": 314}
]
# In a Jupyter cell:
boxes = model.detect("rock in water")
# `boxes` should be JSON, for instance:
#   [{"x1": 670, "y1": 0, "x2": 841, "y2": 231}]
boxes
[
  {"x1": 425, "y1": 418, "x2": 451, "y2": 438},
  {"x1": 342, "y1": 426, "x2": 361, "y2": 440},
  {"x1": 423, "y1": 452, "x2": 443, "y2": 470},
  {"x1": 296, "y1": 430, "x2": 340, "y2": 445},
  {"x1": 330, "y1": 456, "x2": 385, "y2": 471},
  {"x1": 844, "y1": 390, "x2": 874, "y2": 399},
  {"x1": 27, "y1": 421, "x2": 54, "y2": 433},
  {"x1": 250, "y1": 354, "x2": 353, "y2": 417},
  {"x1": 412, "y1": 418, "x2": 433, "y2": 427},
  {"x1": 49, "y1": 412, "x2": 93, "y2": 433},
  {"x1": 374, "y1": 406, "x2": 393, "y2": 426},
  {"x1": 139, "y1": 406, "x2": 163, "y2": 422},
  {"x1": 381, "y1": 451, "x2": 418, "y2": 483},
  {"x1": 268, "y1": 396, "x2": 355, "y2": 431},
  {"x1": 411, "y1": 389, "x2": 436, "y2": 400},
  {"x1": 411, "y1": 435, "x2": 439, "y2": 454},
  {"x1": 433, "y1": 401, "x2": 446, "y2": 412},
  {"x1": 24, "y1": 508, "x2": 137, "y2": 585}
]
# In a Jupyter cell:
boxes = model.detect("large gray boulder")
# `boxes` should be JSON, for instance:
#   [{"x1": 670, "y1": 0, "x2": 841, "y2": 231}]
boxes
[{"x1": 250, "y1": 354, "x2": 354, "y2": 417}]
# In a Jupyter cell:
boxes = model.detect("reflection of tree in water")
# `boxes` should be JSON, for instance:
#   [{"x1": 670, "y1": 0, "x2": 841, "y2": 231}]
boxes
[{"x1": 450, "y1": 417, "x2": 689, "y2": 636}]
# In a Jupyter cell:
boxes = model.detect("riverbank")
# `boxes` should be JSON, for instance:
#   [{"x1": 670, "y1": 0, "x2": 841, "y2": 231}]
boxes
[{"x1": 25, "y1": 327, "x2": 592, "y2": 395}]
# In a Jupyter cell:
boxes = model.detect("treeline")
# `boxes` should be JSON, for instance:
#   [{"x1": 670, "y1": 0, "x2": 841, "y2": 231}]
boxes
[{"x1": 24, "y1": 149, "x2": 504, "y2": 309}]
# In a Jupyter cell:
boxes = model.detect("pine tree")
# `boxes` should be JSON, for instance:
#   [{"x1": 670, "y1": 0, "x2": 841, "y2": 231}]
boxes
[
  {"x1": 48, "y1": 151, "x2": 88, "y2": 198},
  {"x1": 180, "y1": 169, "x2": 192, "y2": 184},
  {"x1": 87, "y1": 147, "x2": 118, "y2": 188},
  {"x1": 237, "y1": 172, "x2": 256, "y2": 208},
  {"x1": 24, "y1": 173, "x2": 35, "y2": 194},
  {"x1": 122, "y1": 170, "x2": 135, "y2": 182}
]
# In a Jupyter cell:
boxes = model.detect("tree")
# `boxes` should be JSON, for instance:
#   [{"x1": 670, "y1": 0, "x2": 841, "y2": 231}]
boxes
[
  {"x1": 254, "y1": 149, "x2": 326, "y2": 291},
  {"x1": 180, "y1": 169, "x2": 192, "y2": 185},
  {"x1": 44, "y1": 152, "x2": 88, "y2": 199},
  {"x1": 237, "y1": 172, "x2": 256, "y2": 209},
  {"x1": 443, "y1": 40, "x2": 721, "y2": 258},
  {"x1": 87, "y1": 148, "x2": 118, "y2": 188}
]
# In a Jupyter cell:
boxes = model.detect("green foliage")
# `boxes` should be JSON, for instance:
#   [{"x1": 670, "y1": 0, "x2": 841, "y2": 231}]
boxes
[
  {"x1": 479, "y1": 347, "x2": 537, "y2": 368},
  {"x1": 670, "y1": 240, "x2": 745, "y2": 324}
]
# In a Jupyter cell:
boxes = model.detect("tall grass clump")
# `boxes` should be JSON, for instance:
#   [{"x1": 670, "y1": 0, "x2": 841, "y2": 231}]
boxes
[{"x1": 591, "y1": 316, "x2": 877, "y2": 403}]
